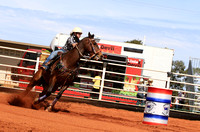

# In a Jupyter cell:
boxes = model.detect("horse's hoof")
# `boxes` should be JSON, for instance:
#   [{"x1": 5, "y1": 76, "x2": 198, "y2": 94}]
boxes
[
  {"x1": 45, "y1": 105, "x2": 52, "y2": 112},
  {"x1": 33, "y1": 98, "x2": 40, "y2": 105}
]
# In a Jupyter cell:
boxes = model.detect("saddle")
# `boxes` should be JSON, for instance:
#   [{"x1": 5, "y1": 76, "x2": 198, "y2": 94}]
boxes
[{"x1": 47, "y1": 52, "x2": 63, "y2": 71}]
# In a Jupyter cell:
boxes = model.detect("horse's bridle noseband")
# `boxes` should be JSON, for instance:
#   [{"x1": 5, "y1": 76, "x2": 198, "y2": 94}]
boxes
[
  {"x1": 88, "y1": 39, "x2": 101, "y2": 59},
  {"x1": 75, "y1": 38, "x2": 101, "y2": 60}
]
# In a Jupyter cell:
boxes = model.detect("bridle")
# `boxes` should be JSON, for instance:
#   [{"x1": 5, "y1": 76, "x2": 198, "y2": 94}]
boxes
[
  {"x1": 88, "y1": 39, "x2": 101, "y2": 59},
  {"x1": 75, "y1": 38, "x2": 101, "y2": 60}
]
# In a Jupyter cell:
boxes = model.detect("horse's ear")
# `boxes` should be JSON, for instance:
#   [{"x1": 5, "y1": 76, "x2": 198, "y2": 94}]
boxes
[
  {"x1": 88, "y1": 32, "x2": 91, "y2": 38},
  {"x1": 88, "y1": 32, "x2": 94, "y2": 39},
  {"x1": 91, "y1": 34, "x2": 94, "y2": 39}
]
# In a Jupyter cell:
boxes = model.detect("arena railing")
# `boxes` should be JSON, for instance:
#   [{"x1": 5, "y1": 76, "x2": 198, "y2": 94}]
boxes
[
  {"x1": 0, "y1": 45, "x2": 200, "y2": 114},
  {"x1": 76, "y1": 62, "x2": 200, "y2": 107}
]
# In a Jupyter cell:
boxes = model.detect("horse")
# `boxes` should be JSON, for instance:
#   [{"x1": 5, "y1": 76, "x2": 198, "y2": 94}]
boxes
[{"x1": 22, "y1": 32, "x2": 103, "y2": 111}]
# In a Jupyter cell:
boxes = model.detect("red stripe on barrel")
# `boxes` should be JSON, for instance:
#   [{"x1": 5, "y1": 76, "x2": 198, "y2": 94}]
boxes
[
  {"x1": 143, "y1": 121, "x2": 167, "y2": 126},
  {"x1": 148, "y1": 87, "x2": 172, "y2": 95}
]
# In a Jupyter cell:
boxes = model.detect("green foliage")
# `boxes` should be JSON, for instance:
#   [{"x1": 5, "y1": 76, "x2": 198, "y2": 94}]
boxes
[
  {"x1": 171, "y1": 60, "x2": 186, "y2": 73},
  {"x1": 170, "y1": 60, "x2": 187, "y2": 90},
  {"x1": 111, "y1": 90, "x2": 137, "y2": 97},
  {"x1": 193, "y1": 68, "x2": 200, "y2": 75},
  {"x1": 125, "y1": 39, "x2": 143, "y2": 45}
]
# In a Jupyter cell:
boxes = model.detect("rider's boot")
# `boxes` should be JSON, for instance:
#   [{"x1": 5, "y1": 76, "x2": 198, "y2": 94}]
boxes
[
  {"x1": 41, "y1": 60, "x2": 52, "y2": 70},
  {"x1": 41, "y1": 63, "x2": 48, "y2": 70},
  {"x1": 41, "y1": 55, "x2": 60, "y2": 70}
]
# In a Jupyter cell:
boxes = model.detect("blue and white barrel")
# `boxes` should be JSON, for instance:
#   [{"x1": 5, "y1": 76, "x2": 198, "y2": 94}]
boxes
[{"x1": 143, "y1": 87, "x2": 172, "y2": 126}]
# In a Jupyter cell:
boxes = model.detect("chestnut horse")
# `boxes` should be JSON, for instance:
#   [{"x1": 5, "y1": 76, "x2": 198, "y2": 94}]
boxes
[{"x1": 22, "y1": 32, "x2": 103, "y2": 111}]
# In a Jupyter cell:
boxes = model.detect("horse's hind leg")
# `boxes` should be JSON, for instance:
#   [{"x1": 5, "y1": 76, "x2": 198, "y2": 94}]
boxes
[
  {"x1": 46, "y1": 85, "x2": 68, "y2": 112},
  {"x1": 22, "y1": 68, "x2": 43, "y2": 96}
]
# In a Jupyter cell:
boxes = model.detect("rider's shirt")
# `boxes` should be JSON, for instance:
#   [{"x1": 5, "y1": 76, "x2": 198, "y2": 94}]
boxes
[{"x1": 62, "y1": 35, "x2": 80, "y2": 51}]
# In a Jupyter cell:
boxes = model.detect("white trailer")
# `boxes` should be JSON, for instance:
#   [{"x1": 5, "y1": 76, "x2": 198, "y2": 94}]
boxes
[{"x1": 50, "y1": 33, "x2": 174, "y2": 89}]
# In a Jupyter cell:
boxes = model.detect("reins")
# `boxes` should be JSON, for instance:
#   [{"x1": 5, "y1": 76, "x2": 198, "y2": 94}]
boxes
[{"x1": 75, "y1": 45, "x2": 85, "y2": 58}]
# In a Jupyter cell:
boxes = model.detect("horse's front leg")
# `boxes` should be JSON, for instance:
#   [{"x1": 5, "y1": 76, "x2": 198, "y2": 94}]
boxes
[
  {"x1": 46, "y1": 85, "x2": 68, "y2": 112},
  {"x1": 22, "y1": 68, "x2": 43, "y2": 96},
  {"x1": 34, "y1": 75, "x2": 57, "y2": 104}
]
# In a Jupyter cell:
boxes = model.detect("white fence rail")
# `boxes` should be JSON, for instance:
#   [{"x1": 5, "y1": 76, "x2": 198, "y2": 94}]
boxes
[{"x1": 0, "y1": 45, "x2": 200, "y2": 114}]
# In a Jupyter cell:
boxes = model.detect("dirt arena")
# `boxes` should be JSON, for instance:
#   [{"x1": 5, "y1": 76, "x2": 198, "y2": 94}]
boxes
[{"x1": 0, "y1": 92, "x2": 199, "y2": 132}]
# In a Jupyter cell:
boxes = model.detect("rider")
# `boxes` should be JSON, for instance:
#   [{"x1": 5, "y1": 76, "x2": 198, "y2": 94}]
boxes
[{"x1": 41, "y1": 27, "x2": 83, "y2": 70}]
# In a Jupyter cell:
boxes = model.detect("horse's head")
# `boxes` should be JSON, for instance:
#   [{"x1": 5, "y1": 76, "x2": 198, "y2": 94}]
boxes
[{"x1": 82, "y1": 32, "x2": 103, "y2": 60}]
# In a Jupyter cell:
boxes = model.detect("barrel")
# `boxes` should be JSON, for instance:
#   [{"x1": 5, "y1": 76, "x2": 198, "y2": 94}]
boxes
[{"x1": 143, "y1": 87, "x2": 172, "y2": 126}]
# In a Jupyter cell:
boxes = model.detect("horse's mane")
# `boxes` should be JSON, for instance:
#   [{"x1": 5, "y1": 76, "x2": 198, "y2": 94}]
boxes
[
  {"x1": 78, "y1": 37, "x2": 89, "y2": 44},
  {"x1": 78, "y1": 32, "x2": 95, "y2": 45}
]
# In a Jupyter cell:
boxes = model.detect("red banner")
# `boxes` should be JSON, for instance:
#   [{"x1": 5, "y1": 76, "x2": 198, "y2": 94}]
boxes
[
  {"x1": 124, "y1": 58, "x2": 144, "y2": 92},
  {"x1": 98, "y1": 43, "x2": 122, "y2": 54}
]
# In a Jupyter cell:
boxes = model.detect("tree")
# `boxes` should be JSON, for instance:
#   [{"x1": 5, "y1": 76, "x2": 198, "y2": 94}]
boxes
[
  {"x1": 125, "y1": 39, "x2": 143, "y2": 45},
  {"x1": 193, "y1": 67, "x2": 200, "y2": 75},
  {"x1": 170, "y1": 60, "x2": 187, "y2": 90}
]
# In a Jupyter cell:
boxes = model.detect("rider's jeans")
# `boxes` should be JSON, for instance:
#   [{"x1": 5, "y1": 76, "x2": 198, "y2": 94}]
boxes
[{"x1": 42, "y1": 49, "x2": 66, "y2": 67}]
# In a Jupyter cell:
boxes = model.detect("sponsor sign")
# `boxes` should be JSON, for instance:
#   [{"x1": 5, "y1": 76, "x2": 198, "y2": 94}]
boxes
[
  {"x1": 98, "y1": 43, "x2": 122, "y2": 54},
  {"x1": 124, "y1": 57, "x2": 144, "y2": 92}
]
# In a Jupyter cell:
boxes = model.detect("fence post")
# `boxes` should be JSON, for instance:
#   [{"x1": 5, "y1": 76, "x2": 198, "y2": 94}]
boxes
[
  {"x1": 34, "y1": 52, "x2": 41, "y2": 73},
  {"x1": 99, "y1": 62, "x2": 107, "y2": 100},
  {"x1": 166, "y1": 72, "x2": 171, "y2": 89},
  {"x1": 33, "y1": 52, "x2": 41, "y2": 91}
]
